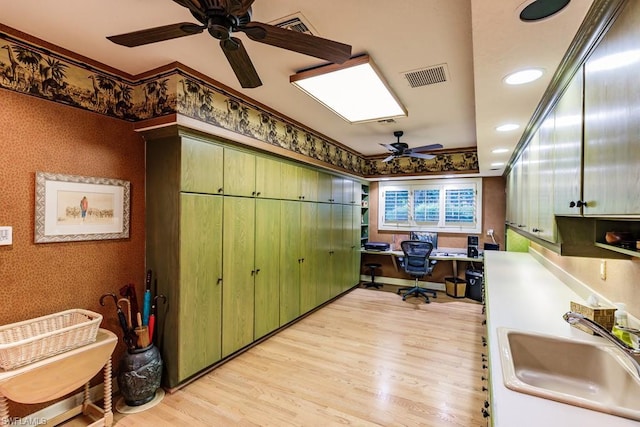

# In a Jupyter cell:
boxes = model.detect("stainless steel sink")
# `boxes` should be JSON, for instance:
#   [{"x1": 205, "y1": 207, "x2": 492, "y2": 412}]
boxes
[{"x1": 498, "y1": 327, "x2": 640, "y2": 421}]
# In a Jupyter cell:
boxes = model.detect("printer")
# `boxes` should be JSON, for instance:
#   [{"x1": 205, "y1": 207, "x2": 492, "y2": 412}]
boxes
[{"x1": 364, "y1": 242, "x2": 390, "y2": 251}]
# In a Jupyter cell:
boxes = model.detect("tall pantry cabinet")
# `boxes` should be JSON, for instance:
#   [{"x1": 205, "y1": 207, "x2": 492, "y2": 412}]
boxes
[{"x1": 145, "y1": 130, "x2": 363, "y2": 388}]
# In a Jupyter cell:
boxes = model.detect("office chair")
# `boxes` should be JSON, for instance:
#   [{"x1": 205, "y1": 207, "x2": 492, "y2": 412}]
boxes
[{"x1": 397, "y1": 240, "x2": 438, "y2": 303}]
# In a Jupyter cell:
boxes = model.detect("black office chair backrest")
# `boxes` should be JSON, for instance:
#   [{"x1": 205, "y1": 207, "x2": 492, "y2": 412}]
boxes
[{"x1": 401, "y1": 240, "x2": 434, "y2": 276}]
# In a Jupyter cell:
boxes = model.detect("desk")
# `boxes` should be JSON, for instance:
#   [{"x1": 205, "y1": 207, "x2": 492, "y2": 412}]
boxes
[{"x1": 361, "y1": 249, "x2": 483, "y2": 283}]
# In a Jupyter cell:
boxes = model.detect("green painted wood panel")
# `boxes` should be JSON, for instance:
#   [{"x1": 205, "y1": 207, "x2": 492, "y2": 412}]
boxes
[
  {"x1": 222, "y1": 197, "x2": 256, "y2": 357},
  {"x1": 279, "y1": 201, "x2": 301, "y2": 325},
  {"x1": 280, "y1": 162, "x2": 301, "y2": 201},
  {"x1": 178, "y1": 194, "x2": 223, "y2": 380},
  {"x1": 316, "y1": 203, "x2": 333, "y2": 304},
  {"x1": 318, "y1": 172, "x2": 333, "y2": 203},
  {"x1": 224, "y1": 148, "x2": 256, "y2": 196},
  {"x1": 299, "y1": 202, "x2": 318, "y2": 313},
  {"x1": 255, "y1": 156, "x2": 282, "y2": 199},
  {"x1": 254, "y1": 199, "x2": 281, "y2": 339},
  {"x1": 181, "y1": 137, "x2": 223, "y2": 194},
  {"x1": 330, "y1": 204, "x2": 344, "y2": 297},
  {"x1": 300, "y1": 168, "x2": 318, "y2": 202}
]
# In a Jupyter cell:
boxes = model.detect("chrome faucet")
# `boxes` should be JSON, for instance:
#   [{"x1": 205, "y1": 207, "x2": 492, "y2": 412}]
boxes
[{"x1": 563, "y1": 311, "x2": 640, "y2": 377}]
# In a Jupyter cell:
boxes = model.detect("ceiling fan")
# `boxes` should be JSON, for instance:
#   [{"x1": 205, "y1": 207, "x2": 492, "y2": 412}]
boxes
[
  {"x1": 380, "y1": 131, "x2": 443, "y2": 163},
  {"x1": 106, "y1": 0, "x2": 352, "y2": 89}
]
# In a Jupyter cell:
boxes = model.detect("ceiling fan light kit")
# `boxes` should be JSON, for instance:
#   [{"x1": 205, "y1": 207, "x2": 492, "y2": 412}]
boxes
[
  {"x1": 290, "y1": 55, "x2": 407, "y2": 123},
  {"x1": 106, "y1": 0, "x2": 352, "y2": 89}
]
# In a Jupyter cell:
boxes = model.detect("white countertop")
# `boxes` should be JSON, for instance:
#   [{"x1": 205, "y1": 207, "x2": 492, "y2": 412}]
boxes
[{"x1": 484, "y1": 250, "x2": 640, "y2": 426}]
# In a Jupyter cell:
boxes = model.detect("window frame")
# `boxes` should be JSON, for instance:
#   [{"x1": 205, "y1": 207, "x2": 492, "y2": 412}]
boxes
[{"x1": 378, "y1": 178, "x2": 482, "y2": 234}]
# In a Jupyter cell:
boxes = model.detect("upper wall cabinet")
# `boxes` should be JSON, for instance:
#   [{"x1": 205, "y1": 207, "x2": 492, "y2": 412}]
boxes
[
  {"x1": 181, "y1": 136, "x2": 223, "y2": 194},
  {"x1": 553, "y1": 68, "x2": 584, "y2": 216},
  {"x1": 583, "y1": 5, "x2": 640, "y2": 217}
]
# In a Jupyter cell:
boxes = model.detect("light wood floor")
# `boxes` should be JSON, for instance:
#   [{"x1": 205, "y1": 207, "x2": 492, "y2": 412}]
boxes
[{"x1": 71, "y1": 287, "x2": 487, "y2": 426}]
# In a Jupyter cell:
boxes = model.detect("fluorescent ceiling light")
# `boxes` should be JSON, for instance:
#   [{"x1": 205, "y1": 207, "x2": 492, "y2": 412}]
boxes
[
  {"x1": 504, "y1": 68, "x2": 544, "y2": 85},
  {"x1": 491, "y1": 162, "x2": 505, "y2": 167},
  {"x1": 290, "y1": 55, "x2": 407, "y2": 123},
  {"x1": 492, "y1": 148, "x2": 510, "y2": 154},
  {"x1": 496, "y1": 123, "x2": 520, "y2": 132}
]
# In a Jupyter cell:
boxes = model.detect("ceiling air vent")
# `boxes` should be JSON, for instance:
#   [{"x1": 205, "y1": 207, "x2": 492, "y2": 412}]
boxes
[
  {"x1": 402, "y1": 64, "x2": 449, "y2": 88},
  {"x1": 270, "y1": 12, "x2": 317, "y2": 36}
]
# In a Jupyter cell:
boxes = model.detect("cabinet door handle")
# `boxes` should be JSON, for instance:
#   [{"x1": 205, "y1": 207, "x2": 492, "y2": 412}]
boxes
[
  {"x1": 217, "y1": 278, "x2": 222, "y2": 285},
  {"x1": 255, "y1": 269, "x2": 260, "y2": 274},
  {"x1": 532, "y1": 228, "x2": 541, "y2": 233},
  {"x1": 300, "y1": 258, "x2": 305, "y2": 263},
  {"x1": 252, "y1": 191, "x2": 256, "y2": 196},
  {"x1": 251, "y1": 270, "x2": 255, "y2": 276},
  {"x1": 569, "y1": 201, "x2": 576, "y2": 208},
  {"x1": 256, "y1": 192, "x2": 261, "y2": 197},
  {"x1": 218, "y1": 188, "x2": 223, "y2": 193},
  {"x1": 576, "y1": 200, "x2": 588, "y2": 208}
]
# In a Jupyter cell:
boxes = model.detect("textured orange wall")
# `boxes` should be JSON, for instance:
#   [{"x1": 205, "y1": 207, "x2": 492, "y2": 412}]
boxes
[{"x1": 0, "y1": 89, "x2": 145, "y2": 412}]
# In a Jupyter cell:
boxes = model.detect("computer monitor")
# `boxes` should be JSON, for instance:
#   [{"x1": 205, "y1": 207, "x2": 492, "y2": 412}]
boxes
[{"x1": 409, "y1": 231, "x2": 438, "y2": 250}]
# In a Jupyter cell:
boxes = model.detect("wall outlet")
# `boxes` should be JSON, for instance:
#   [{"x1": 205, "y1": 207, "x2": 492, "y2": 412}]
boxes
[
  {"x1": 600, "y1": 259, "x2": 606, "y2": 280},
  {"x1": 487, "y1": 229, "x2": 494, "y2": 236},
  {"x1": 0, "y1": 226, "x2": 12, "y2": 246}
]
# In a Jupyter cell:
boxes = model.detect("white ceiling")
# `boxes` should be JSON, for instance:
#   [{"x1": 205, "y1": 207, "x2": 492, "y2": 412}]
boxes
[{"x1": 2, "y1": 0, "x2": 593, "y2": 177}]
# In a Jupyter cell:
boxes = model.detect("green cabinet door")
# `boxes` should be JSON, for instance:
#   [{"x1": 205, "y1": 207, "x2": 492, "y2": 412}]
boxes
[
  {"x1": 222, "y1": 197, "x2": 255, "y2": 357},
  {"x1": 255, "y1": 156, "x2": 282, "y2": 199},
  {"x1": 279, "y1": 201, "x2": 301, "y2": 325},
  {"x1": 331, "y1": 176, "x2": 345, "y2": 204},
  {"x1": 318, "y1": 172, "x2": 333, "y2": 203},
  {"x1": 280, "y1": 162, "x2": 301, "y2": 201},
  {"x1": 224, "y1": 148, "x2": 256, "y2": 196},
  {"x1": 299, "y1": 202, "x2": 318, "y2": 314},
  {"x1": 178, "y1": 194, "x2": 223, "y2": 380},
  {"x1": 350, "y1": 205, "x2": 362, "y2": 287},
  {"x1": 300, "y1": 168, "x2": 318, "y2": 202},
  {"x1": 330, "y1": 204, "x2": 344, "y2": 297},
  {"x1": 316, "y1": 203, "x2": 333, "y2": 304},
  {"x1": 181, "y1": 136, "x2": 223, "y2": 194},
  {"x1": 254, "y1": 199, "x2": 281, "y2": 339}
]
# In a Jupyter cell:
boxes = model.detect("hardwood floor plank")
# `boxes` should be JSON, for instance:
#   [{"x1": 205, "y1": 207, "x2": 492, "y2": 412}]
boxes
[{"x1": 64, "y1": 288, "x2": 487, "y2": 426}]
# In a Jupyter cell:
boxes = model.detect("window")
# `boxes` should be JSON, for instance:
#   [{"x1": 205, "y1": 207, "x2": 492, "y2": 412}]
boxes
[{"x1": 379, "y1": 178, "x2": 482, "y2": 233}]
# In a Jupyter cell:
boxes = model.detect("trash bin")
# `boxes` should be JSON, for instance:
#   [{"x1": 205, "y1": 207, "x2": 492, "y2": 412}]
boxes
[
  {"x1": 465, "y1": 269, "x2": 484, "y2": 302},
  {"x1": 445, "y1": 277, "x2": 467, "y2": 298}
]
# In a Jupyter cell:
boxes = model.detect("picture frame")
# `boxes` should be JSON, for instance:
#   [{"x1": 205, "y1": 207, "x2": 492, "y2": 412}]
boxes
[{"x1": 35, "y1": 172, "x2": 130, "y2": 243}]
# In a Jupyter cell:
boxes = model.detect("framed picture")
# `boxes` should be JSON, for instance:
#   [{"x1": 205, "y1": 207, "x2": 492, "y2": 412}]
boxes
[{"x1": 35, "y1": 172, "x2": 130, "y2": 243}]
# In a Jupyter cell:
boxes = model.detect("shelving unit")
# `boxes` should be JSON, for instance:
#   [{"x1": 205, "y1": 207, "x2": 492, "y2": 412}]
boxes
[{"x1": 361, "y1": 184, "x2": 369, "y2": 246}]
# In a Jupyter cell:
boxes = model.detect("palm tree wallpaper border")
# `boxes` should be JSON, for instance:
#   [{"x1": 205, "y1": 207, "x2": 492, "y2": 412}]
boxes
[{"x1": 0, "y1": 28, "x2": 478, "y2": 178}]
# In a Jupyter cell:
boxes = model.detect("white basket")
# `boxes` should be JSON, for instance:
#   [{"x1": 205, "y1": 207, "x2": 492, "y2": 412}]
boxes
[{"x1": 0, "y1": 309, "x2": 102, "y2": 370}]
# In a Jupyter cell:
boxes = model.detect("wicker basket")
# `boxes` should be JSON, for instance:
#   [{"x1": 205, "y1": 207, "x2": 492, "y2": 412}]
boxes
[{"x1": 0, "y1": 309, "x2": 102, "y2": 370}]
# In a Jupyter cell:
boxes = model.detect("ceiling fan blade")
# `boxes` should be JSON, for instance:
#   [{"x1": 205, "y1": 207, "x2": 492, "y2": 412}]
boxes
[
  {"x1": 238, "y1": 22, "x2": 352, "y2": 64},
  {"x1": 380, "y1": 143, "x2": 398, "y2": 152},
  {"x1": 382, "y1": 155, "x2": 396, "y2": 163},
  {"x1": 172, "y1": 0, "x2": 207, "y2": 20},
  {"x1": 107, "y1": 23, "x2": 205, "y2": 47},
  {"x1": 225, "y1": 0, "x2": 256, "y2": 16},
  {"x1": 221, "y1": 37, "x2": 263, "y2": 88},
  {"x1": 410, "y1": 143, "x2": 444, "y2": 153},
  {"x1": 408, "y1": 152, "x2": 436, "y2": 160}
]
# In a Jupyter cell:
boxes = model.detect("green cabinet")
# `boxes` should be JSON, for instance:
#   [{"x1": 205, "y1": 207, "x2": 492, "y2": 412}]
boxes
[
  {"x1": 553, "y1": 68, "x2": 583, "y2": 216},
  {"x1": 299, "y1": 202, "x2": 319, "y2": 313},
  {"x1": 178, "y1": 194, "x2": 223, "y2": 380},
  {"x1": 279, "y1": 201, "x2": 301, "y2": 325},
  {"x1": 255, "y1": 156, "x2": 282, "y2": 199},
  {"x1": 146, "y1": 130, "x2": 362, "y2": 387},
  {"x1": 224, "y1": 148, "x2": 256, "y2": 197},
  {"x1": 254, "y1": 199, "x2": 281, "y2": 339},
  {"x1": 181, "y1": 136, "x2": 223, "y2": 194},
  {"x1": 222, "y1": 197, "x2": 256, "y2": 357}
]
